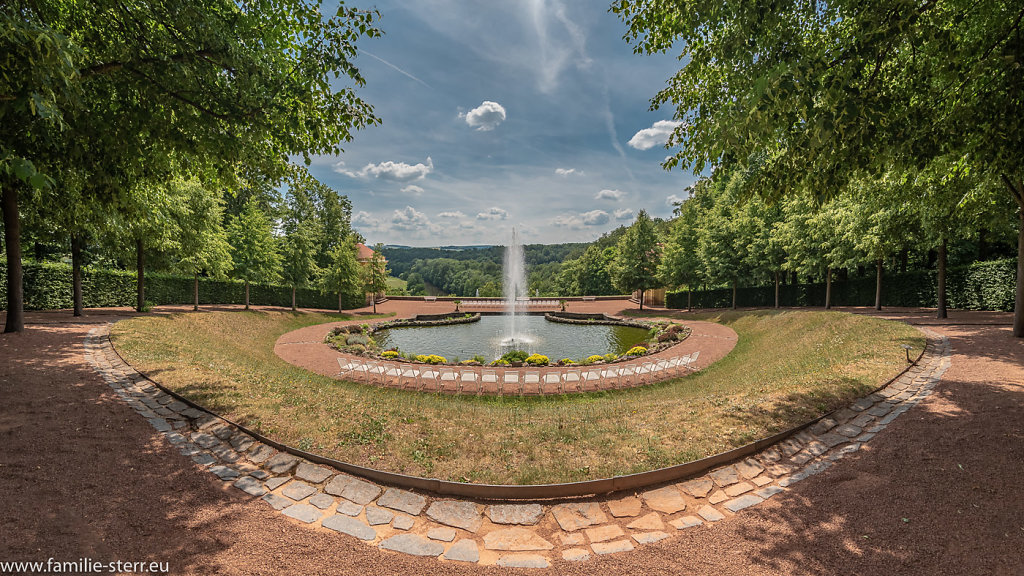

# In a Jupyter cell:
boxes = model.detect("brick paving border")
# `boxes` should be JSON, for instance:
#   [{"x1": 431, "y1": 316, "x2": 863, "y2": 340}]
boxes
[{"x1": 85, "y1": 319, "x2": 949, "y2": 568}]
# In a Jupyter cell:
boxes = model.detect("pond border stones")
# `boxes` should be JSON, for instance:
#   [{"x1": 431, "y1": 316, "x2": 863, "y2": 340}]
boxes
[{"x1": 86, "y1": 323, "x2": 949, "y2": 569}]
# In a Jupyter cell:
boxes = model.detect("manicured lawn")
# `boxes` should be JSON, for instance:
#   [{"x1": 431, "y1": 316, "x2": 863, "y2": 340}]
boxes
[{"x1": 111, "y1": 309, "x2": 924, "y2": 485}]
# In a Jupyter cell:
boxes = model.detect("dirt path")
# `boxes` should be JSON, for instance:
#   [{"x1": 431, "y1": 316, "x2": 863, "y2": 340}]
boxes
[{"x1": 1, "y1": 306, "x2": 1022, "y2": 575}]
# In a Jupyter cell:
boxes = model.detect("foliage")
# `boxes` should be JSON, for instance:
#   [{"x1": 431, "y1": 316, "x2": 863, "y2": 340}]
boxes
[
  {"x1": 584, "y1": 355, "x2": 605, "y2": 364},
  {"x1": 499, "y1": 350, "x2": 529, "y2": 363},
  {"x1": 0, "y1": 261, "x2": 363, "y2": 310},
  {"x1": 227, "y1": 200, "x2": 282, "y2": 286},
  {"x1": 610, "y1": 210, "x2": 661, "y2": 299},
  {"x1": 381, "y1": 350, "x2": 400, "y2": 359},
  {"x1": 665, "y1": 259, "x2": 1017, "y2": 312},
  {"x1": 524, "y1": 354, "x2": 549, "y2": 366},
  {"x1": 626, "y1": 346, "x2": 648, "y2": 356}
]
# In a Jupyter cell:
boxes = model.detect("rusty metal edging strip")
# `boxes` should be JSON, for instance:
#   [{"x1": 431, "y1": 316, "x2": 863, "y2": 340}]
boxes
[{"x1": 105, "y1": 320, "x2": 927, "y2": 501}]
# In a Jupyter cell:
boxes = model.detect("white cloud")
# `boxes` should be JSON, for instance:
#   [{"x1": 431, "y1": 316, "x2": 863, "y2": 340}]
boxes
[
  {"x1": 401, "y1": 184, "x2": 425, "y2": 196},
  {"x1": 476, "y1": 207, "x2": 509, "y2": 220},
  {"x1": 614, "y1": 208, "x2": 634, "y2": 221},
  {"x1": 437, "y1": 211, "x2": 466, "y2": 218},
  {"x1": 555, "y1": 167, "x2": 581, "y2": 177},
  {"x1": 628, "y1": 120, "x2": 683, "y2": 151},
  {"x1": 666, "y1": 194, "x2": 685, "y2": 206},
  {"x1": 390, "y1": 205, "x2": 437, "y2": 232},
  {"x1": 595, "y1": 189, "x2": 625, "y2": 201},
  {"x1": 352, "y1": 210, "x2": 376, "y2": 226},
  {"x1": 462, "y1": 101, "x2": 506, "y2": 131},
  {"x1": 335, "y1": 157, "x2": 434, "y2": 182},
  {"x1": 553, "y1": 210, "x2": 610, "y2": 229}
]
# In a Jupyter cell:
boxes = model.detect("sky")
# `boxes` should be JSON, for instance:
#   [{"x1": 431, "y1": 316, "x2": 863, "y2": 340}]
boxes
[{"x1": 308, "y1": 0, "x2": 694, "y2": 247}]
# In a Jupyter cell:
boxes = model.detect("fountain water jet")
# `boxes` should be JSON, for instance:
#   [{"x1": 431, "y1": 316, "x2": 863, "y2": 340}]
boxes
[{"x1": 501, "y1": 227, "x2": 532, "y2": 353}]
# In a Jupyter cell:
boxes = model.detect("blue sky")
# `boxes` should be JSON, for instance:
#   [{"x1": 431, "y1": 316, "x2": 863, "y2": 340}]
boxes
[{"x1": 308, "y1": 1, "x2": 694, "y2": 246}]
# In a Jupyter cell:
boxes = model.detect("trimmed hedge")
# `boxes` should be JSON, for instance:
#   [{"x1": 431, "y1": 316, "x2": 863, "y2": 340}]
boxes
[
  {"x1": 0, "y1": 261, "x2": 363, "y2": 311},
  {"x1": 666, "y1": 259, "x2": 1017, "y2": 312}
]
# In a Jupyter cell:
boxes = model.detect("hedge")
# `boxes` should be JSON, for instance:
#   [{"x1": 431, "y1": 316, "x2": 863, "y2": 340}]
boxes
[
  {"x1": 666, "y1": 259, "x2": 1017, "y2": 312},
  {"x1": 0, "y1": 261, "x2": 364, "y2": 311}
]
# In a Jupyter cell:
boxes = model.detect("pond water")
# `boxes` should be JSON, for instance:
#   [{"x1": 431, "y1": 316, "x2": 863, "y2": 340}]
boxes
[{"x1": 373, "y1": 314, "x2": 650, "y2": 362}]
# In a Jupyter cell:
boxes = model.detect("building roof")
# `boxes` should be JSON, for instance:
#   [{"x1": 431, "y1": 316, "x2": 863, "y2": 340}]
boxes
[{"x1": 355, "y1": 242, "x2": 376, "y2": 261}]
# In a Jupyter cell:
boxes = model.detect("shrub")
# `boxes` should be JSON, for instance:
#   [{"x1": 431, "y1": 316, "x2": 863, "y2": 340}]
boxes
[
  {"x1": 558, "y1": 358, "x2": 575, "y2": 365},
  {"x1": 584, "y1": 355, "x2": 604, "y2": 364},
  {"x1": 603, "y1": 353, "x2": 618, "y2": 363},
  {"x1": 500, "y1": 350, "x2": 529, "y2": 363},
  {"x1": 472, "y1": 355, "x2": 486, "y2": 364},
  {"x1": 415, "y1": 354, "x2": 430, "y2": 363},
  {"x1": 491, "y1": 359, "x2": 510, "y2": 366},
  {"x1": 525, "y1": 354, "x2": 549, "y2": 366},
  {"x1": 381, "y1": 350, "x2": 400, "y2": 359},
  {"x1": 626, "y1": 346, "x2": 647, "y2": 356},
  {"x1": 346, "y1": 334, "x2": 369, "y2": 346},
  {"x1": 425, "y1": 354, "x2": 447, "y2": 364}
]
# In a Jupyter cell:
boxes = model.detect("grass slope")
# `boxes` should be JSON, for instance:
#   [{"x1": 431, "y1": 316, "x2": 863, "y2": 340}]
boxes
[{"x1": 111, "y1": 309, "x2": 924, "y2": 484}]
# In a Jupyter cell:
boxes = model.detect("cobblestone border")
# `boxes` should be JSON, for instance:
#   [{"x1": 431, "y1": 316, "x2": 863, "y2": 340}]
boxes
[{"x1": 86, "y1": 324, "x2": 948, "y2": 568}]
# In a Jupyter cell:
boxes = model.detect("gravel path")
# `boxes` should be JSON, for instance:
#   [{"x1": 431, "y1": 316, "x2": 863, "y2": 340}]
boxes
[{"x1": 1, "y1": 305, "x2": 1021, "y2": 575}]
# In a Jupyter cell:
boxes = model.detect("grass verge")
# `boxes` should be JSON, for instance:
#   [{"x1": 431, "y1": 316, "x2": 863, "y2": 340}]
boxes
[{"x1": 110, "y1": 308, "x2": 924, "y2": 484}]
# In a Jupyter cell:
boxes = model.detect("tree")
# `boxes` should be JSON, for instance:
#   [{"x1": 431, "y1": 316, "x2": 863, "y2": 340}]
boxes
[
  {"x1": 168, "y1": 180, "x2": 232, "y2": 310},
  {"x1": 610, "y1": 210, "x2": 661, "y2": 309},
  {"x1": 280, "y1": 221, "x2": 319, "y2": 311},
  {"x1": 614, "y1": 0, "x2": 1024, "y2": 336},
  {"x1": 227, "y1": 200, "x2": 282, "y2": 310},
  {"x1": 320, "y1": 239, "x2": 361, "y2": 312},
  {"x1": 362, "y1": 242, "x2": 388, "y2": 314},
  {"x1": 2, "y1": 0, "x2": 380, "y2": 332}
]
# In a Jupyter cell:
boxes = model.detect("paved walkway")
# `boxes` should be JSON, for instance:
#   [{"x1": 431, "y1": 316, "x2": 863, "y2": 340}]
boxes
[
  {"x1": 273, "y1": 299, "x2": 737, "y2": 395},
  {"x1": 2, "y1": 305, "x2": 1022, "y2": 575}
]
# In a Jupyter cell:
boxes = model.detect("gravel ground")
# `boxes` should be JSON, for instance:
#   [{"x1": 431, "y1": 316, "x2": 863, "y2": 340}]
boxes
[{"x1": 1, "y1": 306, "x2": 1021, "y2": 575}]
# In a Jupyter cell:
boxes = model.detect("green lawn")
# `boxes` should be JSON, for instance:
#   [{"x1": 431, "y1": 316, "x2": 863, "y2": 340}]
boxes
[{"x1": 110, "y1": 309, "x2": 924, "y2": 484}]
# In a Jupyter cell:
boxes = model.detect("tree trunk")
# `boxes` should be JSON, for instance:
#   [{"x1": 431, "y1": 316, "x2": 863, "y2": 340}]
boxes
[
  {"x1": 687, "y1": 286, "x2": 692, "y2": 311},
  {"x1": 900, "y1": 249, "x2": 908, "y2": 274},
  {"x1": 774, "y1": 270, "x2": 780, "y2": 309},
  {"x1": 373, "y1": 292, "x2": 377, "y2": 313},
  {"x1": 193, "y1": 273, "x2": 199, "y2": 311},
  {"x1": 825, "y1": 267, "x2": 833, "y2": 310},
  {"x1": 244, "y1": 280, "x2": 250, "y2": 310},
  {"x1": 1015, "y1": 210, "x2": 1023, "y2": 337},
  {"x1": 639, "y1": 288, "x2": 644, "y2": 310},
  {"x1": 136, "y1": 237, "x2": 145, "y2": 312},
  {"x1": 2, "y1": 186, "x2": 23, "y2": 333},
  {"x1": 338, "y1": 290, "x2": 343, "y2": 313},
  {"x1": 291, "y1": 285, "x2": 297, "y2": 311},
  {"x1": 875, "y1": 258, "x2": 883, "y2": 311},
  {"x1": 71, "y1": 233, "x2": 83, "y2": 317},
  {"x1": 731, "y1": 279, "x2": 737, "y2": 310},
  {"x1": 937, "y1": 237, "x2": 948, "y2": 319}
]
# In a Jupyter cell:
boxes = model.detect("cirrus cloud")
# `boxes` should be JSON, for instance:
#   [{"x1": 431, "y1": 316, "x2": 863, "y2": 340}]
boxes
[
  {"x1": 628, "y1": 120, "x2": 683, "y2": 151},
  {"x1": 462, "y1": 100, "x2": 507, "y2": 131}
]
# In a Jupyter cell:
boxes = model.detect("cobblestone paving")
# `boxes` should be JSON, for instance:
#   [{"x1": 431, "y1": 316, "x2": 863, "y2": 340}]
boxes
[{"x1": 86, "y1": 323, "x2": 949, "y2": 568}]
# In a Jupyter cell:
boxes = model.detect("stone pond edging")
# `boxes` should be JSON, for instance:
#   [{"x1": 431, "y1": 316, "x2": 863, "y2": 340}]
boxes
[{"x1": 85, "y1": 321, "x2": 948, "y2": 567}]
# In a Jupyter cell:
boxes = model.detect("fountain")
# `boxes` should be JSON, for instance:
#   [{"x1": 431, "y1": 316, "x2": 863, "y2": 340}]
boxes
[{"x1": 500, "y1": 227, "x2": 533, "y2": 353}]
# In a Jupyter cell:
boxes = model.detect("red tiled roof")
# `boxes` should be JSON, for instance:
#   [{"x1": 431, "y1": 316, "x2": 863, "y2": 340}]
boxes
[{"x1": 355, "y1": 242, "x2": 376, "y2": 261}]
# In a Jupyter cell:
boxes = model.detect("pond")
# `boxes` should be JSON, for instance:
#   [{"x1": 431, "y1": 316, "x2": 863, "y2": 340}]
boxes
[{"x1": 373, "y1": 314, "x2": 650, "y2": 362}]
